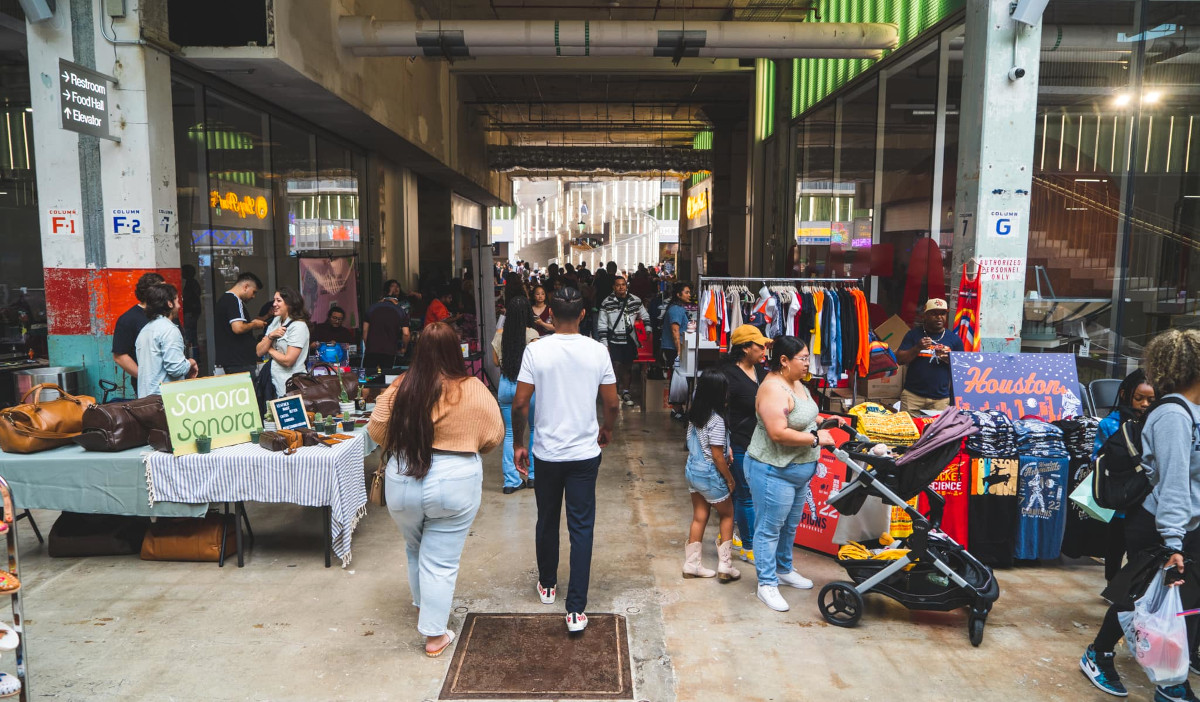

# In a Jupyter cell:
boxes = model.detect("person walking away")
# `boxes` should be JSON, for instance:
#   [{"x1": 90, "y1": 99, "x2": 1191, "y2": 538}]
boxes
[
  {"x1": 368, "y1": 322, "x2": 504, "y2": 657},
  {"x1": 682, "y1": 370, "x2": 741, "y2": 582},
  {"x1": 661, "y1": 282, "x2": 694, "y2": 420},
  {"x1": 493, "y1": 296, "x2": 539, "y2": 493},
  {"x1": 112, "y1": 272, "x2": 165, "y2": 394},
  {"x1": 1094, "y1": 369, "x2": 1156, "y2": 583},
  {"x1": 745, "y1": 336, "x2": 836, "y2": 612},
  {"x1": 721, "y1": 325, "x2": 771, "y2": 563},
  {"x1": 362, "y1": 290, "x2": 410, "y2": 371},
  {"x1": 512, "y1": 286, "x2": 620, "y2": 633},
  {"x1": 256, "y1": 288, "x2": 311, "y2": 398},
  {"x1": 596, "y1": 276, "x2": 652, "y2": 407},
  {"x1": 631, "y1": 263, "x2": 656, "y2": 301},
  {"x1": 1080, "y1": 329, "x2": 1200, "y2": 701},
  {"x1": 134, "y1": 283, "x2": 198, "y2": 397},
  {"x1": 213, "y1": 272, "x2": 266, "y2": 376},
  {"x1": 895, "y1": 298, "x2": 964, "y2": 413},
  {"x1": 530, "y1": 285, "x2": 555, "y2": 336}
]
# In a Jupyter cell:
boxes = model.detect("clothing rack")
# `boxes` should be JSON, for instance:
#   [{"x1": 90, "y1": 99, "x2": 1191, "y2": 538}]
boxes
[{"x1": 689, "y1": 275, "x2": 863, "y2": 409}]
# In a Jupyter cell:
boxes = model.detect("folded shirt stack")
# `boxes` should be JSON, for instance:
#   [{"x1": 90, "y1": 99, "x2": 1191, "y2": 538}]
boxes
[
  {"x1": 965, "y1": 409, "x2": 1018, "y2": 458},
  {"x1": 1053, "y1": 415, "x2": 1100, "y2": 463},
  {"x1": 1014, "y1": 418, "x2": 1071, "y2": 459},
  {"x1": 848, "y1": 402, "x2": 922, "y2": 447}
]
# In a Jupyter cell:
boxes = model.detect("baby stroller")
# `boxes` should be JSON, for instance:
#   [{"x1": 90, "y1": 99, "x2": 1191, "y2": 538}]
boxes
[{"x1": 818, "y1": 412, "x2": 1001, "y2": 646}]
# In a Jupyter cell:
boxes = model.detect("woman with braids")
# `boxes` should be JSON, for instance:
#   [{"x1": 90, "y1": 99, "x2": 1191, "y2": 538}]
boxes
[
  {"x1": 1080, "y1": 330, "x2": 1200, "y2": 701},
  {"x1": 368, "y1": 322, "x2": 504, "y2": 658},
  {"x1": 1093, "y1": 368, "x2": 1156, "y2": 583},
  {"x1": 493, "y1": 296, "x2": 540, "y2": 493}
]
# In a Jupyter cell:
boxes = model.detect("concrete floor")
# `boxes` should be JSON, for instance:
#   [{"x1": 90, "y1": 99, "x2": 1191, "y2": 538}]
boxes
[{"x1": 11, "y1": 408, "x2": 1151, "y2": 701}]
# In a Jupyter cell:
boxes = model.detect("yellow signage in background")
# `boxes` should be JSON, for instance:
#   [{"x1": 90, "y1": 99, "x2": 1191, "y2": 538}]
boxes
[
  {"x1": 686, "y1": 190, "x2": 709, "y2": 220},
  {"x1": 209, "y1": 181, "x2": 272, "y2": 229}
]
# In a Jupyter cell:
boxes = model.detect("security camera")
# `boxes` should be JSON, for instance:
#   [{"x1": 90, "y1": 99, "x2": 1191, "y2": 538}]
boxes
[
  {"x1": 1008, "y1": 67, "x2": 1027, "y2": 81},
  {"x1": 1010, "y1": 0, "x2": 1050, "y2": 26}
]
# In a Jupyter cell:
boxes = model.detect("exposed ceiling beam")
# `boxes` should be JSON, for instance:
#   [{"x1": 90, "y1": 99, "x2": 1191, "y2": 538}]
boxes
[{"x1": 448, "y1": 56, "x2": 752, "y2": 75}]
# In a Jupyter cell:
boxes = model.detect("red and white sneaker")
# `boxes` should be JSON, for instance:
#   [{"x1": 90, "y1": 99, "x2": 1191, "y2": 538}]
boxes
[
  {"x1": 537, "y1": 582, "x2": 556, "y2": 605},
  {"x1": 566, "y1": 612, "x2": 588, "y2": 632}
]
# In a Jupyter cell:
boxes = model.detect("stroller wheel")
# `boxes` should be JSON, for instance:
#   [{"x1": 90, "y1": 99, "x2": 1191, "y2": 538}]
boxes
[
  {"x1": 818, "y1": 582, "x2": 864, "y2": 628},
  {"x1": 968, "y1": 616, "x2": 986, "y2": 647}
]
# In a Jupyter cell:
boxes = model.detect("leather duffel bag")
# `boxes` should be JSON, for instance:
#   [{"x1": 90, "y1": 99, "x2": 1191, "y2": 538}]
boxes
[
  {"x1": 73, "y1": 395, "x2": 168, "y2": 452},
  {"x1": 0, "y1": 383, "x2": 96, "y2": 454},
  {"x1": 285, "y1": 363, "x2": 357, "y2": 416},
  {"x1": 140, "y1": 512, "x2": 235, "y2": 562}
]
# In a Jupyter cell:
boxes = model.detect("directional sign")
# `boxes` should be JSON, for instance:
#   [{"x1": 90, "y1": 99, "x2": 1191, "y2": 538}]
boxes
[{"x1": 59, "y1": 59, "x2": 117, "y2": 141}]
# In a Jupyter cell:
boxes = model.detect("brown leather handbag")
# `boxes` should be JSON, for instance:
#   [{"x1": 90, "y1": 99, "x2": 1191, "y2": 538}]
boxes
[
  {"x1": 285, "y1": 363, "x2": 358, "y2": 416},
  {"x1": 140, "y1": 512, "x2": 235, "y2": 562},
  {"x1": 0, "y1": 384, "x2": 97, "y2": 454},
  {"x1": 73, "y1": 395, "x2": 168, "y2": 452}
]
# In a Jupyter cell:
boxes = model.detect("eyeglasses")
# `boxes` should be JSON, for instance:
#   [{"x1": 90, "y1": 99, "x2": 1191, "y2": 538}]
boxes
[{"x1": 794, "y1": 356, "x2": 811, "y2": 364}]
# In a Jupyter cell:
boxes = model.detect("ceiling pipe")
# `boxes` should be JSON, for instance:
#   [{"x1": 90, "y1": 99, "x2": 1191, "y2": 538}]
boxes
[{"x1": 339, "y1": 17, "x2": 898, "y2": 59}]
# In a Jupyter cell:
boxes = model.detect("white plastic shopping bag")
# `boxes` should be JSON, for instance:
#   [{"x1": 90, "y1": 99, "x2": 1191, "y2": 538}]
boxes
[
  {"x1": 668, "y1": 365, "x2": 689, "y2": 405},
  {"x1": 1119, "y1": 567, "x2": 1190, "y2": 686}
]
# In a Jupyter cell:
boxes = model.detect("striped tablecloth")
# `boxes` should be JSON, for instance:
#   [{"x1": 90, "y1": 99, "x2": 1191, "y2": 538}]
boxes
[{"x1": 143, "y1": 434, "x2": 368, "y2": 566}]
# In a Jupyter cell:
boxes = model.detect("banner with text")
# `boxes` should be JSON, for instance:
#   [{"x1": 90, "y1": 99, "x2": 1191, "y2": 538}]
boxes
[
  {"x1": 161, "y1": 373, "x2": 261, "y2": 455},
  {"x1": 950, "y1": 352, "x2": 1083, "y2": 421}
]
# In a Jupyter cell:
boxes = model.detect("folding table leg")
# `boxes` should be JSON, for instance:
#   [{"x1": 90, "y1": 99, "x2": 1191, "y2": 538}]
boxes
[
  {"x1": 218, "y1": 502, "x2": 229, "y2": 568},
  {"x1": 238, "y1": 502, "x2": 255, "y2": 546},
  {"x1": 322, "y1": 506, "x2": 332, "y2": 568},
  {"x1": 17, "y1": 511, "x2": 41, "y2": 545}
]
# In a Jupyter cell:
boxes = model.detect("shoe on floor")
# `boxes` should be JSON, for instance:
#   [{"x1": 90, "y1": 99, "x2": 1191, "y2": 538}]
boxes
[
  {"x1": 622, "y1": 391, "x2": 634, "y2": 406},
  {"x1": 778, "y1": 570, "x2": 813, "y2": 590},
  {"x1": 425, "y1": 630, "x2": 456, "y2": 658},
  {"x1": 566, "y1": 612, "x2": 588, "y2": 632},
  {"x1": 0, "y1": 672, "x2": 18, "y2": 699},
  {"x1": 0, "y1": 621, "x2": 18, "y2": 652},
  {"x1": 1080, "y1": 644, "x2": 1128, "y2": 697},
  {"x1": 537, "y1": 582, "x2": 556, "y2": 605},
  {"x1": 1191, "y1": 651, "x2": 1200, "y2": 676},
  {"x1": 526, "y1": 479, "x2": 535, "y2": 489},
  {"x1": 732, "y1": 535, "x2": 743, "y2": 549},
  {"x1": 503, "y1": 486, "x2": 518, "y2": 494},
  {"x1": 1157, "y1": 683, "x2": 1200, "y2": 702},
  {"x1": 757, "y1": 584, "x2": 789, "y2": 612},
  {"x1": 738, "y1": 548, "x2": 755, "y2": 564}
]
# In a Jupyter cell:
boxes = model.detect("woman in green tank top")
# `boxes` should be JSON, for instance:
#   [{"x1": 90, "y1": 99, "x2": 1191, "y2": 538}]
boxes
[{"x1": 744, "y1": 336, "x2": 836, "y2": 613}]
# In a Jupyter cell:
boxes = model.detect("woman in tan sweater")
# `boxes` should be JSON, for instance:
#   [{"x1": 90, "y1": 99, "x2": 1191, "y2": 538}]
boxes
[{"x1": 368, "y1": 322, "x2": 504, "y2": 657}]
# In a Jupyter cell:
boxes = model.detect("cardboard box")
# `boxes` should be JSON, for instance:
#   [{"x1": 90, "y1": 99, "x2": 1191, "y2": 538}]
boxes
[
  {"x1": 874, "y1": 314, "x2": 911, "y2": 350},
  {"x1": 865, "y1": 365, "x2": 906, "y2": 401}
]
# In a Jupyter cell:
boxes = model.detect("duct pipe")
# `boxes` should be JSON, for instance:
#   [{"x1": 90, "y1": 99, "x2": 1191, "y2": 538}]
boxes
[
  {"x1": 339, "y1": 17, "x2": 898, "y2": 58},
  {"x1": 351, "y1": 46, "x2": 884, "y2": 59}
]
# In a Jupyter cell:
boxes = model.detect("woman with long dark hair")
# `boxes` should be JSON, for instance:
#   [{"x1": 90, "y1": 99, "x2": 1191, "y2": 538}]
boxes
[
  {"x1": 493, "y1": 296, "x2": 540, "y2": 493},
  {"x1": 1093, "y1": 368, "x2": 1156, "y2": 583},
  {"x1": 681, "y1": 369, "x2": 740, "y2": 582},
  {"x1": 720, "y1": 325, "x2": 772, "y2": 564},
  {"x1": 745, "y1": 335, "x2": 835, "y2": 613},
  {"x1": 367, "y1": 322, "x2": 504, "y2": 658},
  {"x1": 662, "y1": 282, "x2": 695, "y2": 420},
  {"x1": 256, "y1": 287, "x2": 310, "y2": 398},
  {"x1": 531, "y1": 285, "x2": 555, "y2": 336}
]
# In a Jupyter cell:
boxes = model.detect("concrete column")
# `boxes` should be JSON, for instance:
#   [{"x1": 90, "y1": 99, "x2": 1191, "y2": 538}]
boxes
[
  {"x1": 704, "y1": 108, "x2": 751, "y2": 277},
  {"x1": 28, "y1": 1, "x2": 179, "y2": 396},
  {"x1": 951, "y1": 0, "x2": 1042, "y2": 352}
]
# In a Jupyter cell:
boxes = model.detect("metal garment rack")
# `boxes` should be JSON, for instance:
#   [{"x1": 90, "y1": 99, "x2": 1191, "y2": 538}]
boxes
[
  {"x1": 692, "y1": 275, "x2": 863, "y2": 409},
  {"x1": 0, "y1": 477, "x2": 27, "y2": 701}
]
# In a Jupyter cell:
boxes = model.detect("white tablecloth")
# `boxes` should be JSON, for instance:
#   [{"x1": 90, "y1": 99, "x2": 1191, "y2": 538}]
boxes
[{"x1": 143, "y1": 434, "x2": 368, "y2": 566}]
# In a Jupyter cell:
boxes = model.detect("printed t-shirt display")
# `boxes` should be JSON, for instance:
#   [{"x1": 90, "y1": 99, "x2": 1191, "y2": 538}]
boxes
[{"x1": 517, "y1": 333, "x2": 616, "y2": 461}]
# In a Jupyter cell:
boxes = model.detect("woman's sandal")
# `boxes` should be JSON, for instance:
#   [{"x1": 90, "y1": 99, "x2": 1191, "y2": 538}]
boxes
[{"x1": 425, "y1": 630, "x2": 455, "y2": 658}]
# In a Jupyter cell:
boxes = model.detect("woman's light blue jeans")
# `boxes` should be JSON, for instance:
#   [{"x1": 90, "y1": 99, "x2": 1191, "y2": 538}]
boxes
[
  {"x1": 744, "y1": 455, "x2": 817, "y2": 587},
  {"x1": 386, "y1": 452, "x2": 483, "y2": 637},
  {"x1": 497, "y1": 376, "x2": 535, "y2": 488},
  {"x1": 730, "y1": 446, "x2": 756, "y2": 547}
]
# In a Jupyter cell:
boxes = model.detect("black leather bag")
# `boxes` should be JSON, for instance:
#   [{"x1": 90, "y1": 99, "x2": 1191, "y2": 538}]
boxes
[{"x1": 73, "y1": 395, "x2": 168, "y2": 452}]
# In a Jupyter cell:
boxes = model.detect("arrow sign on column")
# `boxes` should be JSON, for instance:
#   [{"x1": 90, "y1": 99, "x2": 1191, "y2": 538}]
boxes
[{"x1": 58, "y1": 58, "x2": 118, "y2": 142}]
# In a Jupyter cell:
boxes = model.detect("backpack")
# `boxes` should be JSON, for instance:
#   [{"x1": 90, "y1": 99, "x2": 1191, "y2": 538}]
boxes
[{"x1": 1092, "y1": 397, "x2": 1196, "y2": 510}]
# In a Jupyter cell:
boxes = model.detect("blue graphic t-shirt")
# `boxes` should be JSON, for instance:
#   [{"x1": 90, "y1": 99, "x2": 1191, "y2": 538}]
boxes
[{"x1": 1015, "y1": 455, "x2": 1069, "y2": 560}]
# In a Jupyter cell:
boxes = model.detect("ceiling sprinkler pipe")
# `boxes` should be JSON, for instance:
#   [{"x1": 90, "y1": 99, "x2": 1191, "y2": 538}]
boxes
[
  {"x1": 339, "y1": 16, "x2": 898, "y2": 56},
  {"x1": 349, "y1": 46, "x2": 884, "y2": 59}
]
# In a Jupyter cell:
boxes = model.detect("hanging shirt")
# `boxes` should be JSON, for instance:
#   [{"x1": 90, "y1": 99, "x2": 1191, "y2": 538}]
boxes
[{"x1": 1014, "y1": 456, "x2": 1069, "y2": 560}]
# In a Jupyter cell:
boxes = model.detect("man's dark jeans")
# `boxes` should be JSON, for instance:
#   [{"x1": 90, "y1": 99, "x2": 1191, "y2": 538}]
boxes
[{"x1": 533, "y1": 453, "x2": 602, "y2": 614}]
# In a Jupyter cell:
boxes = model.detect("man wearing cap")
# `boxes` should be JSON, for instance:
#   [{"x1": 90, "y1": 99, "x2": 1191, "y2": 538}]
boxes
[{"x1": 895, "y1": 298, "x2": 963, "y2": 412}]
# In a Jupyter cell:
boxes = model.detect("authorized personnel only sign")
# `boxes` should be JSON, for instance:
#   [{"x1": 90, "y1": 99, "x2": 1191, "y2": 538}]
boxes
[
  {"x1": 977, "y1": 257, "x2": 1027, "y2": 282},
  {"x1": 59, "y1": 59, "x2": 117, "y2": 141}
]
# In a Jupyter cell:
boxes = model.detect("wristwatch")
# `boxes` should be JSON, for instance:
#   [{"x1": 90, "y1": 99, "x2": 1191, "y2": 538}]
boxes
[{"x1": 811, "y1": 434, "x2": 820, "y2": 448}]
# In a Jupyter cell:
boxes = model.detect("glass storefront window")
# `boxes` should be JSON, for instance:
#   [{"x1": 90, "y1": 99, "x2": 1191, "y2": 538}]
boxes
[{"x1": 835, "y1": 79, "x2": 878, "y2": 286}]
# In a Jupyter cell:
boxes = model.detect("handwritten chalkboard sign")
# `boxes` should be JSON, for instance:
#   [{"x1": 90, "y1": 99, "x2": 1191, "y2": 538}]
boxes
[{"x1": 269, "y1": 396, "x2": 311, "y2": 430}]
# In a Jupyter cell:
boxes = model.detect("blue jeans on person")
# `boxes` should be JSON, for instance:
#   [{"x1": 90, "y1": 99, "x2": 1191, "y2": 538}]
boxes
[
  {"x1": 730, "y1": 446, "x2": 756, "y2": 548},
  {"x1": 386, "y1": 452, "x2": 483, "y2": 637},
  {"x1": 497, "y1": 376, "x2": 535, "y2": 488},
  {"x1": 744, "y1": 455, "x2": 817, "y2": 587},
  {"x1": 534, "y1": 453, "x2": 601, "y2": 614}
]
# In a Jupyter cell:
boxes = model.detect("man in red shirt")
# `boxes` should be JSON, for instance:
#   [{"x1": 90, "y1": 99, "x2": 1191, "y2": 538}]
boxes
[{"x1": 424, "y1": 286, "x2": 460, "y2": 327}]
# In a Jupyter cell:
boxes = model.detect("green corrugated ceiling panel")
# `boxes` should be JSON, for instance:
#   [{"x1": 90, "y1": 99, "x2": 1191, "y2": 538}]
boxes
[{"x1": 790, "y1": 0, "x2": 964, "y2": 118}]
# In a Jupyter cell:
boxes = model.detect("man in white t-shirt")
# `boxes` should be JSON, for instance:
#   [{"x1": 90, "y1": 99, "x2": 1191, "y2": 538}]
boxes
[{"x1": 514, "y1": 286, "x2": 620, "y2": 633}]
